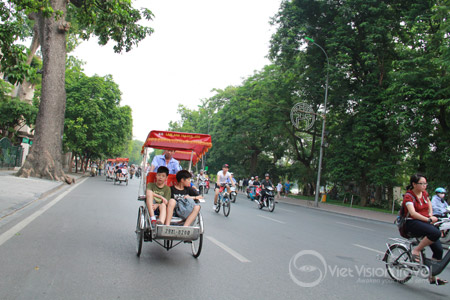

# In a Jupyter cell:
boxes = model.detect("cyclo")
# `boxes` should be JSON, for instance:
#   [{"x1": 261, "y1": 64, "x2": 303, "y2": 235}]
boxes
[
  {"x1": 105, "y1": 158, "x2": 116, "y2": 181},
  {"x1": 114, "y1": 157, "x2": 129, "y2": 186},
  {"x1": 135, "y1": 130, "x2": 212, "y2": 258}
]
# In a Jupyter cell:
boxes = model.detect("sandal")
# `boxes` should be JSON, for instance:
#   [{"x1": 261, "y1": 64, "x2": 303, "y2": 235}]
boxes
[{"x1": 430, "y1": 278, "x2": 448, "y2": 286}]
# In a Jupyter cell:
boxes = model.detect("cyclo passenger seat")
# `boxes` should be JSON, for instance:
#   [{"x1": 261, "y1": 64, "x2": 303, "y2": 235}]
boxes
[{"x1": 137, "y1": 172, "x2": 184, "y2": 225}]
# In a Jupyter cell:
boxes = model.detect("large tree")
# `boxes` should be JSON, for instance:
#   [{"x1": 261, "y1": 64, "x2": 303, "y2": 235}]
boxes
[
  {"x1": 1, "y1": 0, "x2": 153, "y2": 182},
  {"x1": 64, "y1": 62, "x2": 132, "y2": 165}
]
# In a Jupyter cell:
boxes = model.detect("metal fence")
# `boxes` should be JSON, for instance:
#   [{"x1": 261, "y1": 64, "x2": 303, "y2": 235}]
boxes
[{"x1": 0, "y1": 137, "x2": 23, "y2": 169}]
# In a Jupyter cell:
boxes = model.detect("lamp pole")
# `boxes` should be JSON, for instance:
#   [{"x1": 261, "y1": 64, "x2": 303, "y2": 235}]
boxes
[{"x1": 305, "y1": 37, "x2": 329, "y2": 207}]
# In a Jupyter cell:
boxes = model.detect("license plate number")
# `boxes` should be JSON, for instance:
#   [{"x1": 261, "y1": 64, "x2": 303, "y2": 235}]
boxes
[{"x1": 161, "y1": 226, "x2": 194, "y2": 238}]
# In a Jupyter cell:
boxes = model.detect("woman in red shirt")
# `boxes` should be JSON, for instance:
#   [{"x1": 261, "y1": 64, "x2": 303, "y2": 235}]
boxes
[{"x1": 402, "y1": 174, "x2": 446, "y2": 285}]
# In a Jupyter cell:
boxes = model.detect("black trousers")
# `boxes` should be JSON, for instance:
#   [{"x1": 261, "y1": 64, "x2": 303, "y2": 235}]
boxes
[{"x1": 405, "y1": 219, "x2": 443, "y2": 260}]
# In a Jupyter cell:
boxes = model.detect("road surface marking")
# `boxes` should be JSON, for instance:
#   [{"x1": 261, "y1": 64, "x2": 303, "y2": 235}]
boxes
[
  {"x1": 336, "y1": 221, "x2": 374, "y2": 231},
  {"x1": 0, "y1": 177, "x2": 88, "y2": 247},
  {"x1": 276, "y1": 208, "x2": 293, "y2": 213},
  {"x1": 353, "y1": 243, "x2": 385, "y2": 255},
  {"x1": 257, "y1": 214, "x2": 286, "y2": 224},
  {"x1": 206, "y1": 236, "x2": 251, "y2": 263}
]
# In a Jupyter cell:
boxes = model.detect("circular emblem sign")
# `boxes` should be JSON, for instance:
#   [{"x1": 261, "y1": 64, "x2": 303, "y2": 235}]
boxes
[{"x1": 290, "y1": 102, "x2": 315, "y2": 130}]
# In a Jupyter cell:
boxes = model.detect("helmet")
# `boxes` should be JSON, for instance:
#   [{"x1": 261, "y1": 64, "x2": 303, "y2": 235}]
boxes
[
  {"x1": 251, "y1": 177, "x2": 254, "y2": 180},
  {"x1": 265, "y1": 173, "x2": 270, "y2": 177},
  {"x1": 435, "y1": 187, "x2": 447, "y2": 194}
]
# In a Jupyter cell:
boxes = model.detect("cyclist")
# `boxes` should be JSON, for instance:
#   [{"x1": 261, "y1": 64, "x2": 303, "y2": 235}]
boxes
[
  {"x1": 213, "y1": 164, "x2": 235, "y2": 211},
  {"x1": 259, "y1": 173, "x2": 274, "y2": 205},
  {"x1": 402, "y1": 174, "x2": 446, "y2": 285}
]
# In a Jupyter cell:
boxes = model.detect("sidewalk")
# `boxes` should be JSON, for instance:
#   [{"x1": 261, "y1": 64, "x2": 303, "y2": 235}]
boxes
[
  {"x1": 0, "y1": 170, "x2": 86, "y2": 219},
  {"x1": 276, "y1": 196, "x2": 395, "y2": 223}
]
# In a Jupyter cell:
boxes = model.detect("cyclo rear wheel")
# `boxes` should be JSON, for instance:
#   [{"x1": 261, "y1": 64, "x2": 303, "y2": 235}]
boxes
[
  {"x1": 223, "y1": 196, "x2": 231, "y2": 217},
  {"x1": 385, "y1": 244, "x2": 413, "y2": 283},
  {"x1": 136, "y1": 206, "x2": 145, "y2": 257},
  {"x1": 191, "y1": 213, "x2": 204, "y2": 258}
]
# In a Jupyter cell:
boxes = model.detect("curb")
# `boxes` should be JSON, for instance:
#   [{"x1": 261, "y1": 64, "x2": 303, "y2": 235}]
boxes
[{"x1": 275, "y1": 197, "x2": 394, "y2": 225}]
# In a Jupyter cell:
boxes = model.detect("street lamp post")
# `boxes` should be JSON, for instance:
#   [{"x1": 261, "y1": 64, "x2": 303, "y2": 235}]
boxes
[{"x1": 305, "y1": 37, "x2": 329, "y2": 207}]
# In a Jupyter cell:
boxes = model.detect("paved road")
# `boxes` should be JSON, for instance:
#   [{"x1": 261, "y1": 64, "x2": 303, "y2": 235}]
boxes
[{"x1": 0, "y1": 176, "x2": 449, "y2": 299}]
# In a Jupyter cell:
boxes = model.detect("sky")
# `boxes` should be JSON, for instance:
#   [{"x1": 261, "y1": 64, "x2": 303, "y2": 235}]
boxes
[{"x1": 72, "y1": 0, "x2": 282, "y2": 142}]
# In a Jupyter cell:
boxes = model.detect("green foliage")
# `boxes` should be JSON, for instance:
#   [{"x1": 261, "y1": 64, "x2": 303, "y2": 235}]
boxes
[
  {"x1": 0, "y1": 95, "x2": 38, "y2": 140},
  {"x1": 0, "y1": 1, "x2": 36, "y2": 85},
  {"x1": 120, "y1": 139, "x2": 144, "y2": 166},
  {"x1": 169, "y1": 0, "x2": 449, "y2": 204},
  {"x1": 64, "y1": 62, "x2": 132, "y2": 160},
  {"x1": 68, "y1": 0, "x2": 154, "y2": 53}
]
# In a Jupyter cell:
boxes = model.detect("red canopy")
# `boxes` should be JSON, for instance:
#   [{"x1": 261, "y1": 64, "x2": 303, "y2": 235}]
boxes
[
  {"x1": 107, "y1": 158, "x2": 116, "y2": 162},
  {"x1": 115, "y1": 157, "x2": 129, "y2": 163},
  {"x1": 173, "y1": 150, "x2": 200, "y2": 165},
  {"x1": 142, "y1": 130, "x2": 212, "y2": 165}
]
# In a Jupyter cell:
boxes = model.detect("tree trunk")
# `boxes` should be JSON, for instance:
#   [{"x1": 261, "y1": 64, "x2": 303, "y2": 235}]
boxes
[
  {"x1": 16, "y1": 0, "x2": 72, "y2": 184},
  {"x1": 359, "y1": 174, "x2": 368, "y2": 207},
  {"x1": 387, "y1": 185, "x2": 394, "y2": 210},
  {"x1": 249, "y1": 150, "x2": 260, "y2": 174}
]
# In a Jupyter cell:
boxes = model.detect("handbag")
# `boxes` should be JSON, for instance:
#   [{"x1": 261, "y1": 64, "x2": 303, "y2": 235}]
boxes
[
  {"x1": 395, "y1": 192, "x2": 416, "y2": 238},
  {"x1": 175, "y1": 197, "x2": 195, "y2": 219}
]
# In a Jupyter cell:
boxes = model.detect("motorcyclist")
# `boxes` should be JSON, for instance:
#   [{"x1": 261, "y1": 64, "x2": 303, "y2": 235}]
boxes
[
  {"x1": 432, "y1": 187, "x2": 448, "y2": 218},
  {"x1": 197, "y1": 170, "x2": 207, "y2": 186},
  {"x1": 259, "y1": 173, "x2": 274, "y2": 205}
]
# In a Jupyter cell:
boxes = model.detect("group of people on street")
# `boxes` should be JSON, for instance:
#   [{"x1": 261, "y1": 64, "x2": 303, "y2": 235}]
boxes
[
  {"x1": 144, "y1": 151, "x2": 450, "y2": 286},
  {"x1": 145, "y1": 150, "x2": 202, "y2": 227}
]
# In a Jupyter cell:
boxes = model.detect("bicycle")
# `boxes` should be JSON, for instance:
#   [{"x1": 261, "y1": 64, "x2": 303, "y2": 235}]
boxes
[
  {"x1": 215, "y1": 185, "x2": 231, "y2": 217},
  {"x1": 381, "y1": 233, "x2": 450, "y2": 284}
]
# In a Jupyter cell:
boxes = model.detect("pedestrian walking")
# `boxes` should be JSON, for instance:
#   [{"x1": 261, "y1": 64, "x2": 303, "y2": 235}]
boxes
[
  {"x1": 284, "y1": 180, "x2": 291, "y2": 198},
  {"x1": 239, "y1": 178, "x2": 244, "y2": 192},
  {"x1": 276, "y1": 182, "x2": 282, "y2": 199}
]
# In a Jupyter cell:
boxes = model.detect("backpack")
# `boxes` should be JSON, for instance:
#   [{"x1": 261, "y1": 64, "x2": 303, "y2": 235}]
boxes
[{"x1": 395, "y1": 192, "x2": 416, "y2": 238}]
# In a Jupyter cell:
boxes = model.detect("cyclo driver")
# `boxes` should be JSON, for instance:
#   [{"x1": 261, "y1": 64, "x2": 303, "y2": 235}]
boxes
[
  {"x1": 259, "y1": 173, "x2": 274, "y2": 204},
  {"x1": 213, "y1": 164, "x2": 235, "y2": 210}
]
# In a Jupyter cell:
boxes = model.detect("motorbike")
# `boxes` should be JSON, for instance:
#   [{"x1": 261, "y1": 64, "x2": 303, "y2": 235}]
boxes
[
  {"x1": 205, "y1": 180, "x2": 210, "y2": 194},
  {"x1": 198, "y1": 180, "x2": 207, "y2": 196},
  {"x1": 136, "y1": 167, "x2": 142, "y2": 178},
  {"x1": 90, "y1": 165, "x2": 97, "y2": 177},
  {"x1": 230, "y1": 185, "x2": 237, "y2": 203},
  {"x1": 257, "y1": 186, "x2": 275, "y2": 212},
  {"x1": 436, "y1": 207, "x2": 450, "y2": 244},
  {"x1": 248, "y1": 185, "x2": 261, "y2": 201}
]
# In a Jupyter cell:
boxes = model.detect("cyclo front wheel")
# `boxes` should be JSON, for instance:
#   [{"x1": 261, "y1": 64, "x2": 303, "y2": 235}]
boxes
[
  {"x1": 223, "y1": 196, "x2": 231, "y2": 217},
  {"x1": 191, "y1": 213, "x2": 204, "y2": 258},
  {"x1": 385, "y1": 244, "x2": 413, "y2": 283},
  {"x1": 136, "y1": 206, "x2": 145, "y2": 257}
]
